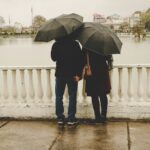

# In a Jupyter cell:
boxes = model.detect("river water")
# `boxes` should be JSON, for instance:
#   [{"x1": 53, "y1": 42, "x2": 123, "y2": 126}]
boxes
[{"x1": 0, "y1": 35, "x2": 150, "y2": 66}]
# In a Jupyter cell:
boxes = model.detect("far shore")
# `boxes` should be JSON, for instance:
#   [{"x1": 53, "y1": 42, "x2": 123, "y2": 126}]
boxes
[
  {"x1": 0, "y1": 32, "x2": 150, "y2": 39},
  {"x1": 0, "y1": 34, "x2": 35, "y2": 38}
]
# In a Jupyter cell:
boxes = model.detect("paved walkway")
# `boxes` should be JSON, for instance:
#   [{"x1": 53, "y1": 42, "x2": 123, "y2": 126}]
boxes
[{"x1": 0, "y1": 120, "x2": 150, "y2": 150}]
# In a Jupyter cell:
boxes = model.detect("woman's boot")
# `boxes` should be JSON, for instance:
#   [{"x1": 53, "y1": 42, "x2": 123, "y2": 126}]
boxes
[
  {"x1": 91, "y1": 96, "x2": 101, "y2": 122},
  {"x1": 100, "y1": 94, "x2": 108, "y2": 123}
]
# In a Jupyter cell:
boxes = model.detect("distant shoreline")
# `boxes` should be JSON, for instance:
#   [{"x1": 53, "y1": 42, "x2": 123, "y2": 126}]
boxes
[
  {"x1": 0, "y1": 32, "x2": 150, "y2": 39},
  {"x1": 0, "y1": 34, "x2": 35, "y2": 38}
]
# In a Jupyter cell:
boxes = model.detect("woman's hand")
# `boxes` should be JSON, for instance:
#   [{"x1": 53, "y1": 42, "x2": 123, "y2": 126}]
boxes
[
  {"x1": 73, "y1": 75, "x2": 81, "y2": 82},
  {"x1": 108, "y1": 61, "x2": 113, "y2": 71}
]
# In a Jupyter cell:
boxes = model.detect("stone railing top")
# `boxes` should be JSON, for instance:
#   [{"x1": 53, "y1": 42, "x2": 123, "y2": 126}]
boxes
[
  {"x1": 114, "y1": 64, "x2": 150, "y2": 68},
  {"x1": 0, "y1": 64, "x2": 150, "y2": 70},
  {"x1": 0, "y1": 66, "x2": 56, "y2": 70}
]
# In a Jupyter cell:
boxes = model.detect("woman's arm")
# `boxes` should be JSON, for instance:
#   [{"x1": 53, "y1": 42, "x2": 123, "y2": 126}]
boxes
[{"x1": 105, "y1": 55, "x2": 113, "y2": 70}]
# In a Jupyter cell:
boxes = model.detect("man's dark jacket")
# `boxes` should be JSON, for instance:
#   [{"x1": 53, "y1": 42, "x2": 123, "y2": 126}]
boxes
[{"x1": 51, "y1": 39, "x2": 83, "y2": 77}]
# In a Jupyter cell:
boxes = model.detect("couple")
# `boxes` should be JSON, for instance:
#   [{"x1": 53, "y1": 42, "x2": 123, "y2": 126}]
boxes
[{"x1": 51, "y1": 36, "x2": 113, "y2": 126}]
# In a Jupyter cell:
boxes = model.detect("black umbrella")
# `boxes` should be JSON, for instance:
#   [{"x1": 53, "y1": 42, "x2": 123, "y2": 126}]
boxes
[
  {"x1": 77, "y1": 22, "x2": 122, "y2": 55},
  {"x1": 34, "y1": 13, "x2": 83, "y2": 42}
]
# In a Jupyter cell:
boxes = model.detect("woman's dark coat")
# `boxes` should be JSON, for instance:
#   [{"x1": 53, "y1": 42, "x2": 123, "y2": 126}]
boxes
[{"x1": 83, "y1": 50, "x2": 111, "y2": 96}]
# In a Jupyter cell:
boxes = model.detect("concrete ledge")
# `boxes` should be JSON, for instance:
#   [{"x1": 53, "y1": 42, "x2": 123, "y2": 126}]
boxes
[{"x1": 1, "y1": 103, "x2": 150, "y2": 120}]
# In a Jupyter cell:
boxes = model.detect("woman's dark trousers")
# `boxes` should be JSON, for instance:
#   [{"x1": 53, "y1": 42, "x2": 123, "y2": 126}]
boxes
[{"x1": 91, "y1": 94, "x2": 108, "y2": 120}]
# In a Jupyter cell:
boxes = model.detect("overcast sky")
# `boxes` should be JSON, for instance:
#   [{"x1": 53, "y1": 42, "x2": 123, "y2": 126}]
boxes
[{"x1": 0, "y1": 0, "x2": 149, "y2": 26}]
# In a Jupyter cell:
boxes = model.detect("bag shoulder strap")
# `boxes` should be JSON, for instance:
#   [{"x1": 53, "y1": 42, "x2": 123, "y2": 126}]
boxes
[{"x1": 86, "y1": 51, "x2": 90, "y2": 66}]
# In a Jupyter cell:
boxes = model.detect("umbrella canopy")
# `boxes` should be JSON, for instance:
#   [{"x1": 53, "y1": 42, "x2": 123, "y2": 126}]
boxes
[
  {"x1": 34, "y1": 13, "x2": 83, "y2": 42},
  {"x1": 77, "y1": 22, "x2": 122, "y2": 55}
]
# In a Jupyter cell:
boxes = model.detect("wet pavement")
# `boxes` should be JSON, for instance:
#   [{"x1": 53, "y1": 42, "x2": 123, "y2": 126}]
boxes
[{"x1": 0, "y1": 120, "x2": 150, "y2": 150}]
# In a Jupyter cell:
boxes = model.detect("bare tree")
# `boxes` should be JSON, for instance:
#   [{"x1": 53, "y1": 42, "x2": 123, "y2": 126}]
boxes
[
  {"x1": 0, "y1": 16, "x2": 5, "y2": 27},
  {"x1": 33, "y1": 15, "x2": 46, "y2": 28},
  {"x1": 141, "y1": 8, "x2": 150, "y2": 31}
]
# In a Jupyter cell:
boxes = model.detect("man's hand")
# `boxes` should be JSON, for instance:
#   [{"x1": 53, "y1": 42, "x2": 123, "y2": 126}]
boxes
[{"x1": 73, "y1": 75, "x2": 81, "y2": 82}]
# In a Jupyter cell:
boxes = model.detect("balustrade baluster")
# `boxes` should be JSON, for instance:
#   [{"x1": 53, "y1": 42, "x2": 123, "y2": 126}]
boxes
[
  {"x1": 118, "y1": 68, "x2": 123, "y2": 101},
  {"x1": 137, "y1": 67, "x2": 143, "y2": 100},
  {"x1": 46, "y1": 69, "x2": 52, "y2": 103},
  {"x1": 0, "y1": 70, "x2": 1, "y2": 99},
  {"x1": 12, "y1": 70, "x2": 18, "y2": 99},
  {"x1": 109, "y1": 69, "x2": 114, "y2": 102},
  {"x1": 2, "y1": 70, "x2": 9, "y2": 99},
  {"x1": 28, "y1": 69, "x2": 35, "y2": 100},
  {"x1": 127, "y1": 67, "x2": 134, "y2": 101},
  {"x1": 20, "y1": 69, "x2": 27, "y2": 100},
  {"x1": 81, "y1": 79, "x2": 87, "y2": 103},
  {"x1": 146, "y1": 67, "x2": 150, "y2": 99},
  {"x1": 64, "y1": 86, "x2": 68, "y2": 103},
  {"x1": 36, "y1": 69, "x2": 43, "y2": 100}
]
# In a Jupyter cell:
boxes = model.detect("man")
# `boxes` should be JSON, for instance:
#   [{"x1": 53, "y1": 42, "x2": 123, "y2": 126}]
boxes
[{"x1": 51, "y1": 36, "x2": 83, "y2": 126}]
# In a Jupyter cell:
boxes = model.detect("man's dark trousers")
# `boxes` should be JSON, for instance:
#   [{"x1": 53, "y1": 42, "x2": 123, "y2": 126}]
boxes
[{"x1": 55, "y1": 77, "x2": 78, "y2": 120}]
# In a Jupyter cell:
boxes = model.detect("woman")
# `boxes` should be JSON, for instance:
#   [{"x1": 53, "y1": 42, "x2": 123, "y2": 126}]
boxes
[{"x1": 83, "y1": 49, "x2": 113, "y2": 123}]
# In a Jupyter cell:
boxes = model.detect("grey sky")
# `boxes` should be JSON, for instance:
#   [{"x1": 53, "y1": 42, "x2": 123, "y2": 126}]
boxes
[{"x1": 0, "y1": 0, "x2": 149, "y2": 26}]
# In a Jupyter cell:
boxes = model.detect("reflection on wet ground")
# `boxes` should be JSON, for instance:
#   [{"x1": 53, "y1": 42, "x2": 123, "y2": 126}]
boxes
[{"x1": 0, "y1": 120, "x2": 150, "y2": 150}]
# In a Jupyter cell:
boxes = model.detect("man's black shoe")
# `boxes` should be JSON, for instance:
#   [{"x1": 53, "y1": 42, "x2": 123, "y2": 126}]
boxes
[
  {"x1": 57, "y1": 118, "x2": 65, "y2": 126},
  {"x1": 67, "y1": 118, "x2": 79, "y2": 126},
  {"x1": 93, "y1": 116, "x2": 107, "y2": 124},
  {"x1": 99, "y1": 116, "x2": 107, "y2": 123}
]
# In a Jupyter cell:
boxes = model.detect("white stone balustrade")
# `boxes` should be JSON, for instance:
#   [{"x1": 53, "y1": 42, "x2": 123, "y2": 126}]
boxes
[{"x1": 0, "y1": 65, "x2": 150, "y2": 119}]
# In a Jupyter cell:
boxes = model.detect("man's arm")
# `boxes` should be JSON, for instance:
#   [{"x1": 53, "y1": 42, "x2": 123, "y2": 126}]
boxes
[
  {"x1": 51, "y1": 42, "x2": 58, "y2": 61},
  {"x1": 74, "y1": 42, "x2": 84, "y2": 79}
]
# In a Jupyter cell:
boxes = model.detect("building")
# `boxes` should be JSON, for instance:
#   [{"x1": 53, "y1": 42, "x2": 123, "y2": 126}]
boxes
[
  {"x1": 14, "y1": 22, "x2": 23, "y2": 34},
  {"x1": 129, "y1": 11, "x2": 142, "y2": 28},
  {"x1": 0, "y1": 16, "x2": 5, "y2": 28},
  {"x1": 93, "y1": 13, "x2": 106, "y2": 23},
  {"x1": 93, "y1": 13, "x2": 123, "y2": 31}
]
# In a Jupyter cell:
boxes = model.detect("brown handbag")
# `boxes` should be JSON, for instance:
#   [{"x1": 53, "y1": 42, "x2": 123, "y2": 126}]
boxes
[{"x1": 82, "y1": 52, "x2": 92, "y2": 78}]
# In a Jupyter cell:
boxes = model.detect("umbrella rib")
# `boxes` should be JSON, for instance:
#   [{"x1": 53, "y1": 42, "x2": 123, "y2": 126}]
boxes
[
  {"x1": 55, "y1": 18, "x2": 83, "y2": 34},
  {"x1": 79, "y1": 29, "x2": 97, "y2": 45},
  {"x1": 79, "y1": 22, "x2": 122, "y2": 55},
  {"x1": 82, "y1": 31, "x2": 106, "y2": 55},
  {"x1": 34, "y1": 13, "x2": 83, "y2": 42},
  {"x1": 95, "y1": 25, "x2": 122, "y2": 52},
  {"x1": 53, "y1": 19, "x2": 69, "y2": 35}
]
